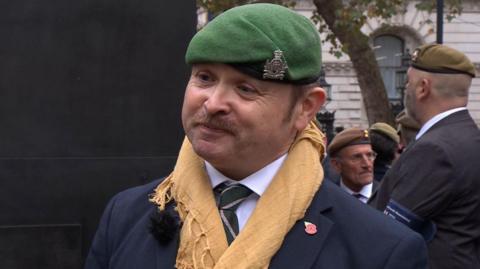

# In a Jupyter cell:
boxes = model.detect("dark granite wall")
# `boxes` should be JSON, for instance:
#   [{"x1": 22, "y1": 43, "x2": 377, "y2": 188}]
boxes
[{"x1": 0, "y1": 1, "x2": 196, "y2": 267}]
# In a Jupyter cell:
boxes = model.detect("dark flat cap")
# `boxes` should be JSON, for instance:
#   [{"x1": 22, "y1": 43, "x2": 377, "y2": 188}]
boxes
[
  {"x1": 411, "y1": 44, "x2": 476, "y2": 78},
  {"x1": 185, "y1": 4, "x2": 322, "y2": 85},
  {"x1": 370, "y1": 122, "x2": 400, "y2": 144},
  {"x1": 328, "y1": 128, "x2": 370, "y2": 156}
]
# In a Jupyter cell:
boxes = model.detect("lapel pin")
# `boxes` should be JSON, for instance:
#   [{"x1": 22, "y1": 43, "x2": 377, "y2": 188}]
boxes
[{"x1": 304, "y1": 221, "x2": 317, "y2": 235}]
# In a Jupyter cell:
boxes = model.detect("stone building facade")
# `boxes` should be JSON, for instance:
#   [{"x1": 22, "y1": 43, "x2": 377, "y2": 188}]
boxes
[{"x1": 301, "y1": 0, "x2": 480, "y2": 129}]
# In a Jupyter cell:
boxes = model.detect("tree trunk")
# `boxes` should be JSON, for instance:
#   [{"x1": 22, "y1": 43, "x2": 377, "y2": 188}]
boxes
[{"x1": 313, "y1": 0, "x2": 395, "y2": 126}]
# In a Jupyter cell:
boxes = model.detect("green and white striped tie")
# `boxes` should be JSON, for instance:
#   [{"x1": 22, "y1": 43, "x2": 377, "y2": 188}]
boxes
[{"x1": 216, "y1": 183, "x2": 252, "y2": 245}]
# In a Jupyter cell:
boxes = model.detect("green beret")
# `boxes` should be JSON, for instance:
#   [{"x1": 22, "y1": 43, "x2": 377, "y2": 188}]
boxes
[
  {"x1": 411, "y1": 44, "x2": 476, "y2": 78},
  {"x1": 328, "y1": 128, "x2": 370, "y2": 157},
  {"x1": 369, "y1": 122, "x2": 400, "y2": 144},
  {"x1": 185, "y1": 4, "x2": 321, "y2": 84},
  {"x1": 395, "y1": 110, "x2": 421, "y2": 132}
]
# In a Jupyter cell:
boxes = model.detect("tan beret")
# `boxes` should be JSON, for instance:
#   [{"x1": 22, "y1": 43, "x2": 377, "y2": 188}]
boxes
[
  {"x1": 411, "y1": 44, "x2": 476, "y2": 78},
  {"x1": 369, "y1": 122, "x2": 400, "y2": 144},
  {"x1": 328, "y1": 128, "x2": 370, "y2": 156},
  {"x1": 395, "y1": 110, "x2": 421, "y2": 132}
]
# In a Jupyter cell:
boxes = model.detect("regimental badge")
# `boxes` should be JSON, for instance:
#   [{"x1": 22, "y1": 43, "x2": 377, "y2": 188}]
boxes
[
  {"x1": 411, "y1": 48, "x2": 420, "y2": 63},
  {"x1": 263, "y1": 50, "x2": 288, "y2": 80}
]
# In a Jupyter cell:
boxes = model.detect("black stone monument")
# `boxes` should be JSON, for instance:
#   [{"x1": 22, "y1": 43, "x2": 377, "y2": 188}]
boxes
[{"x1": 0, "y1": 0, "x2": 197, "y2": 267}]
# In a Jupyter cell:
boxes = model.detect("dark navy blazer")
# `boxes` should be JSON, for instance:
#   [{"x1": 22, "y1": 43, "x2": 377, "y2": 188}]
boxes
[{"x1": 85, "y1": 179, "x2": 427, "y2": 269}]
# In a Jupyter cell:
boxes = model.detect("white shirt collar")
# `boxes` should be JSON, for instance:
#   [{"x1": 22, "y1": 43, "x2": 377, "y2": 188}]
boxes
[
  {"x1": 415, "y1": 107, "x2": 466, "y2": 140},
  {"x1": 340, "y1": 180, "x2": 373, "y2": 202},
  {"x1": 205, "y1": 154, "x2": 288, "y2": 196}
]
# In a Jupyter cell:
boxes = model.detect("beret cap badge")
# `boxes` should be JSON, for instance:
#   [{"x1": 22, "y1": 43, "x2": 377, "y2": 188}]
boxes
[{"x1": 263, "y1": 50, "x2": 288, "y2": 80}]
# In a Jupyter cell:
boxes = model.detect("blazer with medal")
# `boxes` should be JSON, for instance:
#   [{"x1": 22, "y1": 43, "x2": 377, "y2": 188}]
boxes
[{"x1": 85, "y1": 178, "x2": 427, "y2": 269}]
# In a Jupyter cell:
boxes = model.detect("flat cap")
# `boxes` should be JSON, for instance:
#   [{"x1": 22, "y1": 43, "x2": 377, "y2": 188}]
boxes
[
  {"x1": 185, "y1": 4, "x2": 321, "y2": 84},
  {"x1": 328, "y1": 128, "x2": 370, "y2": 156},
  {"x1": 369, "y1": 122, "x2": 400, "y2": 144},
  {"x1": 395, "y1": 110, "x2": 421, "y2": 132},
  {"x1": 411, "y1": 44, "x2": 476, "y2": 78}
]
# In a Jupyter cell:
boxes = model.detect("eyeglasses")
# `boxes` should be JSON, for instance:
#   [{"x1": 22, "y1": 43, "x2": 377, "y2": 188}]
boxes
[{"x1": 339, "y1": 152, "x2": 377, "y2": 164}]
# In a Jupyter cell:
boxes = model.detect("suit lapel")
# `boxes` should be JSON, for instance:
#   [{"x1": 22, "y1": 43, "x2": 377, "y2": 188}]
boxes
[
  {"x1": 372, "y1": 179, "x2": 379, "y2": 193},
  {"x1": 269, "y1": 184, "x2": 334, "y2": 268}
]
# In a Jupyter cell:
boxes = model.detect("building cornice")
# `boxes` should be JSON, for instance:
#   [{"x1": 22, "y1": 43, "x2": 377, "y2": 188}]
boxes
[
  {"x1": 324, "y1": 61, "x2": 480, "y2": 75},
  {"x1": 323, "y1": 62, "x2": 354, "y2": 72}
]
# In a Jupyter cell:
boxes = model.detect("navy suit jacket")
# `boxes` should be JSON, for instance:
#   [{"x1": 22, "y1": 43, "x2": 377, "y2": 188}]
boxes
[{"x1": 86, "y1": 178, "x2": 427, "y2": 268}]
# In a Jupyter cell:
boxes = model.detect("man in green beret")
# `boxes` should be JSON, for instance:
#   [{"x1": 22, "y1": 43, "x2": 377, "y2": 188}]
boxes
[
  {"x1": 327, "y1": 127, "x2": 378, "y2": 203},
  {"x1": 86, "y1": 4, "x2": 427, "y2": 269},
  {"x1": 369, "y1": 44, "x2": 480, "y2": 269}
]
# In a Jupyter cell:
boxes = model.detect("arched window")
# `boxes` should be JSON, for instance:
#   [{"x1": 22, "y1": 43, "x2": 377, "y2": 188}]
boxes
[{"x1": 374, "y1": 35, "x2": 404, "y2": 100}]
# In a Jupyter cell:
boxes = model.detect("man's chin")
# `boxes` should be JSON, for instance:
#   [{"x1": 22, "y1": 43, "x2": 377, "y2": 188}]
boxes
[
  {"x1": 191, "y1": 142, "x2": 228, "y2": 162},
  {"x1": 359, "y1": 174, "x2": 373, "y2": 183}
]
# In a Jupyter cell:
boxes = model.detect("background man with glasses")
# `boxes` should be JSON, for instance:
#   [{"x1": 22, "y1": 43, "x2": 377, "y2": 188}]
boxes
[{"x1": 327, "y1": 128, "x2": 378, "y2": 203}]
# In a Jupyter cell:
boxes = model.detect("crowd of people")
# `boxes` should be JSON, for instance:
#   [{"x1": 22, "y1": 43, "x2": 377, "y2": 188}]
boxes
[
  {"x1": 324, "y1": 43, "x2": 480, "y2": 269},
  {"x1": 85, "y1": 3, "x2": 479, "y2": 269}
]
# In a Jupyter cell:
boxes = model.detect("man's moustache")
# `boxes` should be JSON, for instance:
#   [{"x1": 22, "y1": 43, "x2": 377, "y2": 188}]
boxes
[{"x1": 194, "y1": 114, "x2": 236, "y2": 133}]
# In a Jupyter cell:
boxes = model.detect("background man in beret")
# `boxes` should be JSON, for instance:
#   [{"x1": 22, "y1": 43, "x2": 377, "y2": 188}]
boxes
[
  {"x1": 395, "y1": 109, "x2": 421, "y2": 151},
  {"x1": 369, "y1": 122, "x2": 400, "y2": 182},
  {"x1": 328, "y1": 128, "x2": 378, "y2": 203},
  {"x1": 85, "y1": 4, "x2": 427, "y2": 268},
  {"x1": 369, "y1": 44, "x2": 480, "y2": 269}
]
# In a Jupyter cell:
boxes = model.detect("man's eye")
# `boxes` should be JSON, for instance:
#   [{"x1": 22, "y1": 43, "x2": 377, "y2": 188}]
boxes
[
  {"x1": 197, "y1": 73, "x2": 212, "y2": 82},
  {"x1": 352, "y1": 154, "x2": 362, "y2": 161},
  {"x1": 237, "y1": 85, "x2": 256, "y2": 94}
]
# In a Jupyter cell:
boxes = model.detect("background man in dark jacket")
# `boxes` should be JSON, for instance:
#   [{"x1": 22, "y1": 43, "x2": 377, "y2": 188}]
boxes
[{"x1": 370, "y1": 44, "x2": 480, "y2": 269}]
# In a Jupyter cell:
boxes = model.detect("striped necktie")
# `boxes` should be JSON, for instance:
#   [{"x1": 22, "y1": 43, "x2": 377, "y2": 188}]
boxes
[
  {"x1": 353, "y1": 193, "x2": 366, "y2": 203},
  {"x1": 216, "y1": 183, "x2": 252, "y2": 245}
]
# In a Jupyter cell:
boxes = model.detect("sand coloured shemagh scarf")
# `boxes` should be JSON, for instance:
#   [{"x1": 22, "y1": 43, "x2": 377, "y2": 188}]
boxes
[{"x1": 150, "y1": 121, "x2": 325, "y2": 268}]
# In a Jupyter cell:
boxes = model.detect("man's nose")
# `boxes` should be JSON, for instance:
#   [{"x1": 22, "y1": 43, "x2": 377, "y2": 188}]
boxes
[
  {"x1": 360, "y1": 155, "x2": 374, "y2": 166},
  {"x1": 203, "y1": 84, "x2": 231, "y2": 115}
]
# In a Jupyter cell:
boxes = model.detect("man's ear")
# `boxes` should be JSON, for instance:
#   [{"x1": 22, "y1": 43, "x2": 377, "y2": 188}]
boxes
[
  {"x1": 417, "y1": 78, "x2": 432, "y2": 101},
  {"x1": 330, "y1": 157, "x2": 342, "y2": 173},
  {"x1": 294, "y1": 87, "x2": 326, "y2": 130}
]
